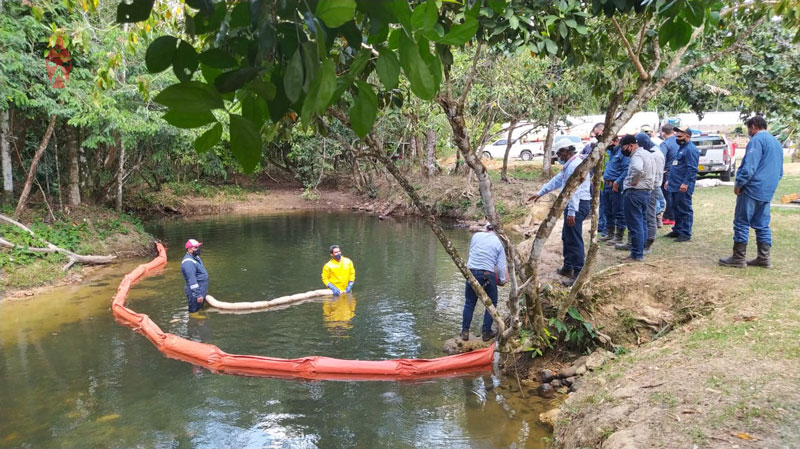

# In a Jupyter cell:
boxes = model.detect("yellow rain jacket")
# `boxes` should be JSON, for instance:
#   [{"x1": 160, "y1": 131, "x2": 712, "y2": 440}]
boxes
[{"x1": 321, "y1": 256, "x2": 356, "y2": 291}]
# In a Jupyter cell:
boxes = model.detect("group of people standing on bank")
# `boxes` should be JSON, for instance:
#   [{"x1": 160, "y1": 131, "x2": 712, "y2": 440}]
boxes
[{"x1": 460, "y1": 116, "x2": 783, "y2": 341}]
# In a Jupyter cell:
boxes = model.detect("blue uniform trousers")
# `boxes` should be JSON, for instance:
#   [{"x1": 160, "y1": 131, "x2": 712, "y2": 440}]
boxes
[
  {"x1": 462, "y1": 269, "x2": 499, "y2": 334},
  {"x1": 562, "y1": 199, "x2": 592, "y2": 273},
  {"x1": 606, "y1": 186, "x2": 626, "y2": 230},
  {"x1": 624, "y1": 189, "x2": 650, "y2": 260},
  {"x1": 669, "y1": 191, "x2": 694, "y2": 238},
  {"x1": 661, "y1": 181, "x2": 672, "y2": 220},
  {"x1": 734, "y1": 194, "x2": 772, "y2": 245},
  {"x1": 185, "y1": 283, "x2": 208, "y2": 313},
  {"x1": 647, "y1": 188, "x2": 659, "y2": 241}
]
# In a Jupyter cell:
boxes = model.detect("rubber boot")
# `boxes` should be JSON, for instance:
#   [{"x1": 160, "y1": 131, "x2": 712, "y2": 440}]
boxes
[
  {"x1": 599, "y1": 226, "x2": 616, "y2": 242},
  {"x1": 746, "y1": 242, "x2": 772, "y2": 268},
  {"x1": 607, "y1": 227, "x2": 624, "y2": 246},
  {"x1": 718, "y1": 242, "x2": 747, "y2": 268},
  {"x1": 643, "y1": 239, "x2": 654, "y2": 255},
  {"x1": 615, "y1": 234, "x2": 631, "y2": 251}
]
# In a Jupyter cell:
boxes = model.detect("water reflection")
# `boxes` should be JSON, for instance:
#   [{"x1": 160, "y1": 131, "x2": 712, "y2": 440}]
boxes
[{"x1": 0, "y1": 212, "x2": 553, "y2": 448}]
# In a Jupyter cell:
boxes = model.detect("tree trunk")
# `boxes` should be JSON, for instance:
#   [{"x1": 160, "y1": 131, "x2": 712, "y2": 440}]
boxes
[
  {"x1": 501, "y1": 119, "x2": 518, "y2": 182},
  {"x1": 115, "y1": 132, "x2": 124, "y2": 212},
  {"x1": 67, "y1": 127, "x2": 80, "y2": 206},
  {"x1": 14, "y1": 114, "x2": 56, "y2": 219},
  {"x1": 1, "y1": 109, "x2": 11, "y2": 204},
  {"x1": 542, "y1": 98, "x2": 561, "y2": 178},
  {"x1": 425, "y1": 128, "x2": 437, "y2": 177}
]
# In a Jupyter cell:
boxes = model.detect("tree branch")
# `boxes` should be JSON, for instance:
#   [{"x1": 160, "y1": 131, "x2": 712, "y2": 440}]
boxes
[
  {"x1": 457, "y1": 40, "x2": 484, "y2": 112},
  {"x1": 612, "y1": 16, "x2": 649, "y2": 80}
]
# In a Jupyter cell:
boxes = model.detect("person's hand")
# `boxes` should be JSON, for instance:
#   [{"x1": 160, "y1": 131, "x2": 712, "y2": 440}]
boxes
[
  {"x1": 734, "y1": 186, "x2": 741, "y2": 196},
  {"x1": 566, "y1": 215, "x2": 576, "y2": 226},
  {"x1": 528, "y1": 193, "x2": 540, "y2": 203},
  {"x1": 327, "y1": 283, "x2": 341, "y2": 296},
  {"x1": 345, "y1": 281, "x2": 353, "y2": 293},
  {"x1": 612, "y1": 182, "x2": 619, "y2": 192},
  {"x1": 664, "y1": 181, "x2": 669, "y2": 190},
  {"x1": 680, "y1": 183, "x2": 688, "y2": 193},
  {"x1": 197, "y1": 296, "x2": 204, "y2": 303}
]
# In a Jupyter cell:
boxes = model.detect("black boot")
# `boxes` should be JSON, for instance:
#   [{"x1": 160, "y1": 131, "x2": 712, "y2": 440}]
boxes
[
  {"x1": 746, "y1": 242, "x2": 772, "y2": 268},
  {"x1": 615, "y1": 234, "x2": 631, "y2": 251},
  {"x1": 599, "y1": 226, "x2": 616, "y2": 242},
  {"x1": 644, "y1": 239, "x2": 654, "y2": 255},
  {"x1": 719, "y1": 242, "x2": 747, "y2": 268},
  {"x1": 556, "y1": 266, "x2": 574, "y2": 278},
  {"x1": 608, "y1": 227, "x2": 624, "y2": 246}
]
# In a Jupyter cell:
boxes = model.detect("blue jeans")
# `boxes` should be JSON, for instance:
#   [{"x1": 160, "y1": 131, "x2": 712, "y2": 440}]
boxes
[
  {"x1": 656, "y1": 187, "x2": 666, "y2": 214},
  {"x1": 600, "y1": 185, "x2": 612, "y2": 230},
  {"x1": 669, "y1": 191, "x2": 694, "y2": 238},
  {"x1": 462, "y1": 269, "x2": 498, "y2": 334},
  {"x1": 647, "y1": 188, "x2": 659, "y2": 241},
  {"x1": 661, "y1": 179, "x2": 672, "y2": 220},
  {"x1": 734, "y1": 194, "x2": 772, "y2": 245},
  {"x1": 624, "y1": 189, "x2": 650, "y2": 259},
  {"x1": 562, "y1": 199, "x2": 591, "y2": 272},
  {"x1": 185, "y1": 285, "x2": 207, "y2": 313},
  {"x1": 606, "y1": 183, "x2": 626, "y2": 230}
]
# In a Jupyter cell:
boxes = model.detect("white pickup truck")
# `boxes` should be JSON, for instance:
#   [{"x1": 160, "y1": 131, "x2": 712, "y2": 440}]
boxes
[
  {"x1": 480, "y1": 138, "x2": 544, "y2": 161},
  {"x1": 691, "y1": 134, "x2": 737, "y2": 181}
]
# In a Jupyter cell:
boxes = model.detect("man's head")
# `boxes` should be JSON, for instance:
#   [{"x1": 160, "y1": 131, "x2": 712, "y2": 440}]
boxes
[
  {"x1": 661, "y1": 124, "x2": 674, "y2": 137},
  {"x1": 553, "y1": 139, "x2": 577, "y2": 164},
  {"x1": 591, "y1": 123, "x2": 605, "y2": 139},
  {"x1": 618, "y1": 134, "x2": 638, "y2": 157},
  {"x1": 635, "y1": 132, "x2": 654, "y2": 151},
  {"x1": 745, "y1": 115, "x2": 767, "y2": 137},
  {"x1": 673, "y1": 127, "x2": 691, "y2": 145},
  {"x1": 640, "y1": 124, "x2": 653, "y2": 137},
  {"x1": 185, "y1": 239, "x2": 202, "y2": 255},
  {"x1": 329, "y1": 244, "x2": 342, "y2": 261}
]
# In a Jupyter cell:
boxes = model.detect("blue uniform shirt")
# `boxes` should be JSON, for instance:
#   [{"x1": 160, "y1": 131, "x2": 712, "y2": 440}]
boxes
[
  {"x1": 735, "y1": 130, "x2": 784, "y2": 202},
  {"x1": 666, "y1": 141, "x2": 699, "y2": 194},
  {"x1": 660, "y1": 136, "x2": 679, "y2": 174},
  {"x1": 603, "y1": 146, "x2": 630, "y2": 184},
  {"x1": 537, "y1": 154, "x2": 592, "y2": 217},
  {"x1": 181, "y1": 252, "x2": 209, "y2": 299},
  {"x1": 466, "y1": 231, "x2": 508, "y2": 283}
]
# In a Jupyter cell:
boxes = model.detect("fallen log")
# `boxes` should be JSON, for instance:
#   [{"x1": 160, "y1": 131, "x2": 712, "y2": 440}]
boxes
[{"x1": 0, "y1": 213, "x2": 117, "y2": 270}]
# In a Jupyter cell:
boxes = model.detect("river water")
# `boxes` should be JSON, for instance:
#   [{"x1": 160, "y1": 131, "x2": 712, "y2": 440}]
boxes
[{"x1": 0, "y1": 212, "x2": 555, "y2": 448}]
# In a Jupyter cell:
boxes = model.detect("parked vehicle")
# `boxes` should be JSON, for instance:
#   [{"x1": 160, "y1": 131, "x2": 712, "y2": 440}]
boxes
[
  {"x1": 691, "y1": 134, "x2": 737, "y2": 181},
  {"x1": 480, "y1": 137, "x2": 544, "y2": 161}
]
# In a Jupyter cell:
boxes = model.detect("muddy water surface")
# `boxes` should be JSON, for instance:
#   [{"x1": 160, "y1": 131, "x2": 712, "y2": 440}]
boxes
[{"x1": 0, "y1": 212, "x2": 555, "y2": 448}]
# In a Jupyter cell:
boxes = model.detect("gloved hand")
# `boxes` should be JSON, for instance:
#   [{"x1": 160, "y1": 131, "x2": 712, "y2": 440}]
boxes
[
  {"x1": 345, "y1": 281, "x2": 353, "y2": 293},
  {"x1": 327, "y1": 282, "x2": 341, "y2": 296}
]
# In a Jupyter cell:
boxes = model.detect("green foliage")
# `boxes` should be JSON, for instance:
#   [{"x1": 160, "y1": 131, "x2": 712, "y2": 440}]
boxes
[{"x1": 549, "y1": 306, "x2": 598, "y2": 349}]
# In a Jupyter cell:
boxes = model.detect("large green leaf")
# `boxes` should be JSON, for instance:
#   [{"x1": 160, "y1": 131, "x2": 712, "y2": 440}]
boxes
[
  {"x1": 438, "y1": 17, "x2": 478, "y2": 46},
  {"x1": 349, "y1": 81, "x2": 378, "y2": 138},
  {"x1": 411, "y1": 0, "x2": 438, "y2": 32},
  {"x1": 229, "y1": 114, "x2": 262, "y2": 172},
  {"x1": 230, "y1": 2, "x2": 250, "y2": 29},
  {"x1": 154, "y1": 81, "x2": 224, "y2": 112},
  {"x1": 145, "y1": 36, "x2": 178, "y2": 73},
  {"x1": 173, "y1": 40, "x2": 198, "y2": 82},
  {"x1": 198, "y1": 48, "x2": 237, "y2": 69},
  {"x1": 668, "y1": 18, "x2": 692, "y2": 50},
  {"x1": 376, "y1": 48, "x2": 401, "y2": 90},
  {"x1": 398, "y1": 32, "x2": 435, "y2": 100},
  {"x1": 241, "y1": 92, "x2": 269, "y2": 126},
  {"x1": 162, "y1": 110, "x2": 217, "y2": 129},
  {"x1": 300, "y1": 58, "x2": 337, "y2": 124},
  {"x1": 194, "y1": 122, "x2": 223, "y2": 153},
  {"x1": 214, "y1": 67, "x2": 260, "y2": 93},
  {"x1": 284, "y1": 49, "x2": 304, "y2": 103},
  {"x1": 316, "y1": 0, "x2": 357, "y2": 28},
  {"x1": 116, "y1": 0, "x2": 154, "y2": 23}
]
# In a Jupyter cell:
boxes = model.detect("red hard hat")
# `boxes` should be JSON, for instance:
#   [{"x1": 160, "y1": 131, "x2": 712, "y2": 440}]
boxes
[{"x1": 185, "y1": 239, "x2": 202, "y2": 249}]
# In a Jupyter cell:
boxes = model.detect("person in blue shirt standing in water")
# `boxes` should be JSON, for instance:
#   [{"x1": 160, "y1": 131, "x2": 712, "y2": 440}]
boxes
[
  {"x1": 181, "y1": 238, "x2": 209, "y2": 315},
  {"x1": 529, "y1": 139, "x2": 592, "y2": 285},
  {"x1": 663, "y1": 128, "x2": 699, "y2": 242},
  {"x1": 719, "y1": 116, "x2": 784, "y2": 268},
  {"x1": 461, "y1": 223, "x2": 508, "y2": 342}
]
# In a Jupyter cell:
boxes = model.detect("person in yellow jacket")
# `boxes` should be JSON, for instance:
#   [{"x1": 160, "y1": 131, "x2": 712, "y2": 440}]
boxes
[{"x1": 321, "y1": 245, "x2": 355, "y2": 295}]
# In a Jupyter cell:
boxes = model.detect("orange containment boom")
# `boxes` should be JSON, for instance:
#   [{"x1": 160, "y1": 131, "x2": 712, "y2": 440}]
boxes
[{"x1": 111, "y1": 243, "x2": 494, "y2": 380}]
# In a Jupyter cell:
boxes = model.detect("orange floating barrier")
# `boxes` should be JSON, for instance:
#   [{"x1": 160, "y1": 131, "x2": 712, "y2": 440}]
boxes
[{"x1": 112, "y1": 243, "x2": 494, "y2": 380}]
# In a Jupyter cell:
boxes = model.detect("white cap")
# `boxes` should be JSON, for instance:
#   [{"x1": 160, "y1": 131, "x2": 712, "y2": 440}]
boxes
[{"x1": 553, "y1": 138, "x2": 576, "y2": 153}]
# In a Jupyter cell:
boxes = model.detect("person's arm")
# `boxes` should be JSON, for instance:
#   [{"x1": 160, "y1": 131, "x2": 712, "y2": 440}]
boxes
[
  {"x1": 628, "y1": 153, "x2": 645, "y2": 186},
  {"x1": 538, "y1": 170, "x2": 565, "y2": 196},
  {"x1": 345, "y1": 260, "x2": 355, "y2": 293},
  {"x1": 734, "y1": 139, "x2": 762, "y2": 192},
  {"x1": 615, "y1": 157, "x2": 630, "y2": 186},
  {"x1": 322, "y1": 263, "x2": 340, "y2": 294},
  {"x1": 181, "y1": 260, "x2": 200, "y2": 299}
]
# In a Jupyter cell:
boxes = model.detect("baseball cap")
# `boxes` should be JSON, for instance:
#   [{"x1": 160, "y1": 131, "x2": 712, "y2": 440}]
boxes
[{"x1": 185, "y1": 239, "x2": 203, "y2": 249}]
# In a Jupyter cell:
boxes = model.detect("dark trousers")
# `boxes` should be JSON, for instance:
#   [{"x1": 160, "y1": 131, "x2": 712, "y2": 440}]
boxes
[
  {"x1": 661, "y1": 178, "x2": 672, "y2": 220},
  {"x1": 598, "y1": 187, "x2": 607, "y2": 234},
  {"x1": 604, "y1": 183, "x2": 626, "y2": 230},
  {"x1": 562, "y1": 199, "x2": 592, "y2": 272},
  {"x1": 624, "y1": 189, "x2": 650, "y2": 259},
  {"x1": 669, "y1": 191, "x2": 694, "y2": 238},
  {"x1": 462, "y1": 269, "x2": 498, "y2": 334},
  {"x1": 733, "y1": 194, "x2": 772, "y2": 245},
  {"x1": 185, "y1": 286, "x2": 207, "y2": 313}
]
